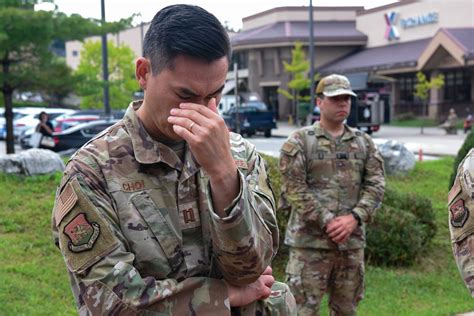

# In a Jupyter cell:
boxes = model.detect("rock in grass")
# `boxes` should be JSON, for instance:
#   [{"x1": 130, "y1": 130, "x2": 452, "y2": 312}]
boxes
[
  {"x1": 376, "y1": 139, "x2": 416, "y2": 175},
  {"x1": 0, "y1": 149, "x2": 64, "y2": 175}
]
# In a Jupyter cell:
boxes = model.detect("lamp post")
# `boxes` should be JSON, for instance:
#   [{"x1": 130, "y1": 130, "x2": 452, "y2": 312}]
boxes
[
  {"x1": 101, "y1": 0, "x2": 111, "y2": 118},
  {"x1": 309, "y1": 0, "x2": 315, "y2": 117}
]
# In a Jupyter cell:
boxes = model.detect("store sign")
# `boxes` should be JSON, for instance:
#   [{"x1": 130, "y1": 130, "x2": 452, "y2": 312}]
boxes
[
  {"x1": 400, "y1": 12, "x2": 439, "y2": 29},
  {"x1": 384, "y1": 11, "x2": 400, "y2": 41},
  {"x1": 383, "y1": 11, "x2": 439, "y2": 41}
]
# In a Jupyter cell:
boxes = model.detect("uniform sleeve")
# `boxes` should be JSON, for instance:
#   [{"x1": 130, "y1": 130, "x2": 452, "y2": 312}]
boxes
[
  {"x1": 279, "y1": 134, "x2": 335, "y2": 230},
  {"x1": 51, "y1": 160, "x2": 230, "y2": 315},
  {"x1": 208, "y1": 142, "x2": 278, "y2": 286},
  {"x1": 452, "y1": 235, "x2": 474, "y2": 296},
  {"x1": 352, "y1": 135, "x2": 385, "y2": 223}
]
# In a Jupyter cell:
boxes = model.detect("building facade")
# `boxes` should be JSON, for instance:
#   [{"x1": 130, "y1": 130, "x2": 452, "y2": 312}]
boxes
[{"x1": 65, "y1": 0, "x2": 474, "y2": 121}]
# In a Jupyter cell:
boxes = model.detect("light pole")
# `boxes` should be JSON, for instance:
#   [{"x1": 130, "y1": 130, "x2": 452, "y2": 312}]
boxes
[
  {"x1": 101, "y1": 0, "x2": 111, "y2": 118},
  {"x1": 309, "y1": 0, "x2": 315, "y2": 119}
]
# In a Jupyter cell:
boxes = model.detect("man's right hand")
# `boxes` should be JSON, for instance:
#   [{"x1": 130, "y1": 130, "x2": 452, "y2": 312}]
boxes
[{"x1": 225, "y1": 266, "x2": 275, "y2": 307}]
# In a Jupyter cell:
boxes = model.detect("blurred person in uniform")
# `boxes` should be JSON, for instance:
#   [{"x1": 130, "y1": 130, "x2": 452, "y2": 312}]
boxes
[
  {"x1": 51, "y1": 5, "x2": 295, "y2": 315},
  {"x1": 279, "y1": 74, "x2": 385, "y2": 315},
  {"x1": 449, "y1": 148, "x2": 474, "y2": 296}
]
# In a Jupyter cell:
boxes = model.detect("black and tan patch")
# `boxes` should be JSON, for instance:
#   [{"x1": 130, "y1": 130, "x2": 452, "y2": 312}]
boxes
[{"x1": 450, "y1": 199, "x2": 469, "y2": 228}]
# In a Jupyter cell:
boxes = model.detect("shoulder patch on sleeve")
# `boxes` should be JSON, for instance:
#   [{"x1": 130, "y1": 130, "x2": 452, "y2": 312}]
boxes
[
  {"x1": 54, "y1": 182, "x2": 78, "y2": 226},
  {"x1": 281, "y1": 141, "x2": 299, "y2": 156},
  {"x1": 449, "y1": 178, "x2": 462, "y2": 204},
  {"x1": 57, "y1": 177, "x2": 119, "y2": 273}
]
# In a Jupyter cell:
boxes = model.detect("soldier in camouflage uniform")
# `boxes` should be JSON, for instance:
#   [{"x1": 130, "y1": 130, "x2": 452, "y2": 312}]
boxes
[
  {"x1": 279, "y1": 74, "x2": 385, "y2": 315},
  {"x1": 449, "y1": 148, "x2": 474, "y2": 297},
  {"x1": 52, "y1": 5, "x2": 295, "y2": 315}
]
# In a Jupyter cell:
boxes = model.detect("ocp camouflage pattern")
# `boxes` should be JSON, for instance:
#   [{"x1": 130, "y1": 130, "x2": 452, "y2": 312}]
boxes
[
  {"x1": 51, "y1": 101, "x2": 293, "y2": 315},
  {"x1": 449, "y1": 148, "x2": 474, "y2": 297},
  {"x1": 279, "y1": 122, "x2": 385, "y2": 250}
]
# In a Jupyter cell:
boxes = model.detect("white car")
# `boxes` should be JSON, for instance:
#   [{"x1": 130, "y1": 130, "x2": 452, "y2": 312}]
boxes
[
  {"x1": 12, "y1": 108, "x2": 75, "y2": 140},
  {"x1": 0, "y1": 107, "x2": 46, "y2": 140}
]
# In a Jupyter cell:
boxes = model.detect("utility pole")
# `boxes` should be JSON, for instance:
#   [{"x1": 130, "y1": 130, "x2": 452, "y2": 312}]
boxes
[
  {"x1": 101, "y1": 0, "x2": 111, "y2": 118},
  {"x1": 309, "y1": 0, "x2": 315, "y2": 122},
  {"x1": 234, "y1": 63, "x2": 240, "y2": 134}
]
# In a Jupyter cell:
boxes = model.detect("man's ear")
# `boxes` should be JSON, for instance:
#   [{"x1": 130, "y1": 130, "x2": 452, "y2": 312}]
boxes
[{"x1": 136, "y1": 57, "x2": 151, "y2": 90}]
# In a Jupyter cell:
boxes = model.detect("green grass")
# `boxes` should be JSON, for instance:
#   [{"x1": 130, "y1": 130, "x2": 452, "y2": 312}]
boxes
[
  {"x1": 388, "y1": 118, "x2": 464, "y2": 129},
  {"x1": 0, "y1": 173, "x2": 76, "y2": 315},
  {"x1": 273, "y1": 157, "x2": 474, "y2": 315},
  {"x1": 1, "y1": 158, "x2": 473, "y2": 315}
]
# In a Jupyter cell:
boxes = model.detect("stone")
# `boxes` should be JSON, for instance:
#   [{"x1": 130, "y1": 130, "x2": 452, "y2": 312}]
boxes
[
  {"x1": 0, "y1": 148, "x2": 64, "y2": 176},
  {"x1": 375, "y1": 139, "x2": 416, "y2": 175}
]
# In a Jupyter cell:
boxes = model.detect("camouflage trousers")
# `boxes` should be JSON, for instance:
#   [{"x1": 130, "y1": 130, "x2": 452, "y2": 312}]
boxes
[
  {"x1": 285, "y1": 247, "x2": 364, "y2": 316},
  {"x1": 233, "y1": 281, "x2": 297, "y2": 316}
]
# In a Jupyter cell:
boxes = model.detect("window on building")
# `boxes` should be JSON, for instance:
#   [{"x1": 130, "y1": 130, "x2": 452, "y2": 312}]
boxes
[
  {"x1": 399, "y1": 74, "x2": 417, "y2": 102},
  {"x1": 231, "y1": 51, "x2": 248, "y2": 69},
  {"x1": 72, "y1": 50, "x2": 78, "y2": 57},
  {"x1": 443, "y1": 69, "x2": 471, "y2": 102}
]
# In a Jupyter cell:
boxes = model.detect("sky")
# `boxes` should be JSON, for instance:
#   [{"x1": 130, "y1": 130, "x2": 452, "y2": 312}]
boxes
[{"x1": 52, "y1": 0, "x2": 399, "y2": 30}]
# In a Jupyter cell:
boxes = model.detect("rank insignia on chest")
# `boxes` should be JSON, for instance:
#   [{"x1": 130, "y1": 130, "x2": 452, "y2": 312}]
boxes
[
  {"x1": 179, "y1": 203, "x2": 201, "y2": 230},
  {"x1": 63, "y1": 213, "x2": 100, "y2": 252},
  {"x1": 450, "y1": 199, "x2": 469, "y2": 228}
]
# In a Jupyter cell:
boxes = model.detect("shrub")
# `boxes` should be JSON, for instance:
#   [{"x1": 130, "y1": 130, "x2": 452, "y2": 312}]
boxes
[
  {"x1": 449, "y1": 131, "x2": 474, "y2": 188},
  {"x1": 261, "y1": 154, "x2": 437, "y2": 267},
  {"x1": 366, "y1": 186, "x2": 436, "y2": 266},
  {"x1": 396, "y1": 112, "x2": 416, "y2": 121}
]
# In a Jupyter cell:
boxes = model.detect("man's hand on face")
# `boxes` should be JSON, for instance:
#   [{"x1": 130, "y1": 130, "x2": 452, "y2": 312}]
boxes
[
  {"x1": 326, "y1": 214, "x2": 358, "y2": 244},
  {"x1": 225, "y1": 266, "x2": 275, "y2": 307},
  {"x1": 167, "y1": 98, "x2": 237, "y2": 178},
  {"x1": 167, "y1": 98, "x2": 239, "y2": 216}
]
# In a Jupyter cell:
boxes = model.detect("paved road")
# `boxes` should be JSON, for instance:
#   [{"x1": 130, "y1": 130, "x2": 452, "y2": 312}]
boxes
[
  {"x1": 271, "y1": 123, "x2": 468, "y2": 157},
  {"x1": 0, "y1": 124, "x2": 468, "y2": 159}
]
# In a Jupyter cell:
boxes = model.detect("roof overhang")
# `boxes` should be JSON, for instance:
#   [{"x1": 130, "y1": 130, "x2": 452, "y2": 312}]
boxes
[{"x1": 417, "y1": 29, "x2": 466, "y2": 70}]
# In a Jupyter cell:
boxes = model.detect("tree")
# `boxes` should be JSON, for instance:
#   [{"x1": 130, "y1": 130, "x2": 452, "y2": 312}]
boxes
[
  {"x1": 0, "y1": 0, "x2": 131, "y2": 154},
  {"x1": 36, "y1": 57, "x2": 79, "y2": 106},
  {"x1": 413, "y1": 71, "x2": 444, "y2": 134},
  {"x1": 277, "y1": 42, "x2": 319, "y2": 125},
  {"x1": 75, "y1": 40, "x2": 138, "y2": 109}
]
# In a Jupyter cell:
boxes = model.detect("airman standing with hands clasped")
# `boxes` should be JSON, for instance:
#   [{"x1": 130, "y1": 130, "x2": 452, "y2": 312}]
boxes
[{"x1": 279, "y1": 74, "x2": 385, "y2": 315}]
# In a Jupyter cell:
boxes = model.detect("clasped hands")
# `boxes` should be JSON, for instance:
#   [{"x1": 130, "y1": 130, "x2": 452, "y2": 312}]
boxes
[{"x1": 325, "y1": 213, "x2": 358, "y2": 244}]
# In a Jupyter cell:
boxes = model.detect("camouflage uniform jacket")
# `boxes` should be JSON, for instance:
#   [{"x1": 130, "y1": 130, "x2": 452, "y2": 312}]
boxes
[
  {"x1": 51, "y1": 102, "x2": 279, "y2": 315},
  {"x1": 279, "y1": 122, "x2": 385, "y2": 250},
  {"x1": 449, "y1": 148, "x2": 474, "y2": 296}
]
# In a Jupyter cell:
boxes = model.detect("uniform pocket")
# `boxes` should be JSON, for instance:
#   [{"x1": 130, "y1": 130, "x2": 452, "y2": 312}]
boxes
[{"x1": 131, "y1": 191, "x2": 183, "y2": 274}]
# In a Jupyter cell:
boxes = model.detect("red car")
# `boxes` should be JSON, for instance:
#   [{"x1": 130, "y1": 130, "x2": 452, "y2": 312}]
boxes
[{"x1": 54, "y1": 115, "x2": 100, "y2": 133}]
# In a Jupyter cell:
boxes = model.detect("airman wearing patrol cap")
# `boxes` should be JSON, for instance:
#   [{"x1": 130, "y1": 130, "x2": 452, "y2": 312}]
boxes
[
  {"x1": 279, "y1": 74, "x2": 385, "y2": 315},
  {"x1": 449, "y1": 148, "x2": 474, "y2": 296}
]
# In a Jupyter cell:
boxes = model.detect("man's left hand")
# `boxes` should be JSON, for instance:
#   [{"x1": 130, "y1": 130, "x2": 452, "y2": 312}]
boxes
[
  {"x1": 325, "y1": 214, "x2": 358, "y2": 244},
  {"x1": 167, "y1": 98, "x2": 239, "y2": 216}
]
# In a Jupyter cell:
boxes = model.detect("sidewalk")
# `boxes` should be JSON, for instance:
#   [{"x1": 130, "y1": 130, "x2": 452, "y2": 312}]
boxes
[{"x1": 273, "y1": 122, "x2": 468, "y2": 157}]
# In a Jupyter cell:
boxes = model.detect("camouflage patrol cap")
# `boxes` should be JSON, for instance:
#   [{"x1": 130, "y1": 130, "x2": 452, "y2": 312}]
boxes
[{"x1": 316, "y1": 74, "x2": 357, "y2": 97}]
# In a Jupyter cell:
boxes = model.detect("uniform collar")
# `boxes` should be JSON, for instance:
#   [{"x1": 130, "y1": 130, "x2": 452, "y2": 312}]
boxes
[
  {"x1": 313, "y1": 121, "x2": 358, "y2": 141},
  {"x1": 123, "y1": 101, "x2": 186, "y2": 170}
]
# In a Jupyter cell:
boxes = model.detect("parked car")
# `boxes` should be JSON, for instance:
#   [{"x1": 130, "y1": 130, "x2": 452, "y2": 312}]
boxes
[
  {"x1": 222, "y1": 104, "x2": 276, "y2": 137},
  {"x1": 51, "y1": 119, "x2": 119, "y2": 152},
  {"x1": 12, "y1": 108, "x2": 75, "y2": 140},
  {"x1": 0, "y1": 107, "x2": 47, "y2": 139},
  {"x1": 53, "y1": 115, "x2": 101, "y2": 133}
]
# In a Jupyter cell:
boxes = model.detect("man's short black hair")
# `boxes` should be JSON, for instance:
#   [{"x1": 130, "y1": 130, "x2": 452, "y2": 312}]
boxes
[{"x1": 143, "y1": 4, "x2": 231, "y2": 75}]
